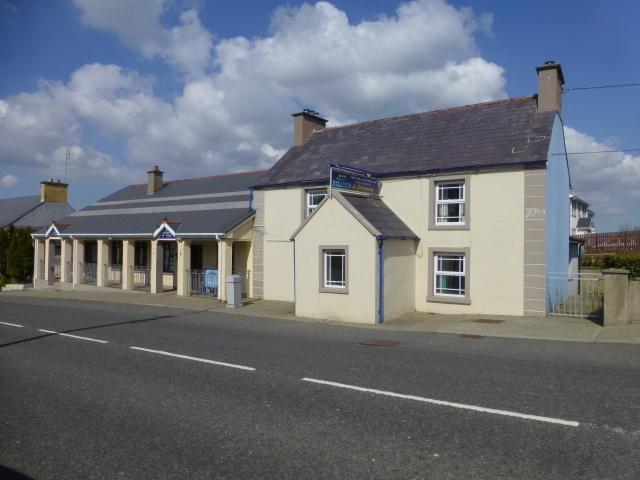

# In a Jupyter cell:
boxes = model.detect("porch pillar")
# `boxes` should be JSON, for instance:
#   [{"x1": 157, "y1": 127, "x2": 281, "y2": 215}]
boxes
[
  {"x1": 150, "y1": 239, "x2": 163, "y2": 294},
  {"x1": 96, "y1": 239, "x2": 109, "y2": 287},
  {"x1": 177, "y1": 240, "x2": 191, "y2": 297},
  {"x1": 33, "y1": 238, "x2": 46, "y2": 288},
  {"x1": 44, "y1": 238, "x2": 55, "y2": 286},
  {"x1": 74, "y1": 240, "x2": 85, "y2": 288},
  {"x1": 60, "y1": 238, "x2": 73, "y2": 283},
  {"x1": 218, "y1": 239, "x2": 233, "y2": 301},
  {"x1": 122, "y1": 240, "x2": 134, "y2": 290}
]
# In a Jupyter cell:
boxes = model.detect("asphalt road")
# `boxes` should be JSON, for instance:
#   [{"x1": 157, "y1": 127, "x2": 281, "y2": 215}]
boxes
[{"x1": 1, "y1": 296, "x2": 639, "y2": 479}]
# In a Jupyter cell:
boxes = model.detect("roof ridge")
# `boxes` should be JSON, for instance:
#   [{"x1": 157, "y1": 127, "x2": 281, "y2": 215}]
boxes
[
  {"x1": 128, "y1": 169, "x2": 268, "y2": 186},
  {"x1": 324, "y1": 95, "x2": 536, "y2": 131}
]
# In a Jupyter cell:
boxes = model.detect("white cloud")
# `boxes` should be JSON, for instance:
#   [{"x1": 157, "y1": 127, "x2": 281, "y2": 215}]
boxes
[
  {"x1": 0, "y1": 174, "x2": 19, "y2": 187},
  {"x1": 1, "y1": 0, "x2": 509, "y2": 196},
  {"x1": 565, "y1": 126, "x2": 640, "y2": 231},
  {"x1": 72, "y1": 0, "x2": 212, "y2": 78}
]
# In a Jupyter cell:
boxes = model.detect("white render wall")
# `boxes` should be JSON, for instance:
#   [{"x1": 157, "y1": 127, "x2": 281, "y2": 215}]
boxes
[
  {"x1": 261, "y1": 165, "x2": 528, "y2": 318},
  {"x1": 293, "y1": 196, "x2": 378, "y2": 323},
  {"x1": 379, "y1": 168, "x2": 526, "y2": 316},
  {"x1": 262, "y1": 188, "x2": 302, "y2": 301}
]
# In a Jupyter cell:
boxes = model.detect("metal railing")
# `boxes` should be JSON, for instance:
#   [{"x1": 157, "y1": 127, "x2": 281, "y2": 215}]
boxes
[
  {"x1": 132, "y1": 266, "x2": 151, "y2": 290},
  {"x1": 54, "y1": 260, "x2": 61, "y2": 279},
  {"x1": 547, "y1": 272, "x2": 604, "y2": 319},
  {"x1": 39, "y1": 259, "x2": 45, "y2": 279},
  {"x1": 80, "y1": 262, "x2": 97, "y2": 284},
  {"x1": 188, "y1": 269, "x2": 218, "y2": 297},
  {"x1": 107, "y1": 264, "x2": 122, "y2": 287}
]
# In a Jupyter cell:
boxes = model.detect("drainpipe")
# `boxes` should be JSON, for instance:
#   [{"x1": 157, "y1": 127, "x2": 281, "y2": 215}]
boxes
[
  {"x1": 377, "y1": 237, "x2": 384, "y2": 324},
  {"x1": 248, "y1": 187, "x2": 254, "y2": 211},
  {"x1": 71, "y1": 236, "x2": 77, "y2": 291},
  {"x1": 292, "y1": 239, "x2": 296, "y2": 316}
]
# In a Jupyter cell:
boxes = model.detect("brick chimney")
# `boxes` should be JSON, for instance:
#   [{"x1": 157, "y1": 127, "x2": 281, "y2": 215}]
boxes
[
  {"x1": 147, "y1": 166, "x2": 164, "y2": 194},
  {"x1": 40, "y1": 179, "x2": 68, "y2": 203},
  {"x1": 292, "y1": 109, "x2": 328, "y2": 145},
  {"x1": 536, "y1": 61, "x2": 565, "y2": 117}
]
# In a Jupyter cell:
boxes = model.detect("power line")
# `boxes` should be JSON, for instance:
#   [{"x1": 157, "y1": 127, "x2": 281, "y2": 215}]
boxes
[
  {"x1": 563, "y1": 82, "x2": 640, "y2": 92},
  {"x1": 551, "y1": 148, "x2": 640, "y2": 156}
]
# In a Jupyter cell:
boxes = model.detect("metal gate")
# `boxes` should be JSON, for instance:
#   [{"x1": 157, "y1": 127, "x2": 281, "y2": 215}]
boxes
[{"x1": 547, "y1": 272, "x2": 603, "y2": 319}]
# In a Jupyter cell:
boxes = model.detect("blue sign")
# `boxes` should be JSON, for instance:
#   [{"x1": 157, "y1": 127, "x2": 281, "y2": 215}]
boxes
[
  {"x1": 205, "y1": 269, "x2": 218, "y2": 288},
  {"x1": 159, "y1": 229, "x2": 175, "y2": 239},
  {"x1": 331, "y1": 170, "x2": 379, "y2": 196}
]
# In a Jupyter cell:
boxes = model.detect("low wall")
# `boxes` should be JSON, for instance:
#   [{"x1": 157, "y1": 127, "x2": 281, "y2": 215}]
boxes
[{"x1": 603, "y1": 269, "x2": 640, "y2": 326}]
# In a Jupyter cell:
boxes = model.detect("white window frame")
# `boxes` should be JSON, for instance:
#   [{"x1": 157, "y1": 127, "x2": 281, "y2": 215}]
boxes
[
  {"x1": 319, "y1": 246, "x2": 349, "y2": 294},
  {"x1": 306, "y1": 188, "x2": 327, "y2": 217},
  {"x1": 428, "y1": 175, "x2": 470, "y2": 230},
  {"x1": 427, "y1": 247, "x2": 471, "y2": 304},
  {"x1": 436, "y1": 181, "x2": 465, "y2": 225},
  {"x1": 434, "y1": 253, "x2": 465, "y2": 296}
]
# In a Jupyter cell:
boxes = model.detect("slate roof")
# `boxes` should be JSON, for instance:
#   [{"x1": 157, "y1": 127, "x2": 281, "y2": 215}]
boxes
[
  {"x1": 0, "y1": 195, "x2": 41, "y2": 228},
  {"x1": 256, "y1": 95, "x2": 556, "y2": 187},
  {"x1": 576, "y1": 217, "x2": 594, "y2": 228},
  {"x1": 338, "y1": 193, "x2": 418, "y2": 239},
  {"x1": 35, "y1": 171, "x2": 266, "y2": 237}
]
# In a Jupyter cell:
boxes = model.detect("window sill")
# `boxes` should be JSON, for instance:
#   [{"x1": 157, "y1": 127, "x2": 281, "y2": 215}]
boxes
[
  {"x1": 319, "y1": 286, "x2": 349, "y2": 294},
  {"x1": 427, "y1": 295, "x2": 471, "y2": 305},
  {"x1": 428, "y1": 223, "x2": 470, "y2": 231}
]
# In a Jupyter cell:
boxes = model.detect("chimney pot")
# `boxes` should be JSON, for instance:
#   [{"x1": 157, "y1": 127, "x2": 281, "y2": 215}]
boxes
[
  {"x1": 536, "y1": 61, "x2": 565, "y2": 118},
  {"x1": 292, "y1": 109, "x2": 328, "y2": 146},
  {"x1": 147, "y1": 166, "x2": 164, "y2": 194}
]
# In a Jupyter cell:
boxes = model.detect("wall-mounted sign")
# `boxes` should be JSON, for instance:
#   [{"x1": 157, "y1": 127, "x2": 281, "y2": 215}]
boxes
[
  {"x1": 330, "y1": 170, "x2": 379, "y2": 196},
  {"x1": 159, "y1": 229, "x2": 175, "y2": 240}
]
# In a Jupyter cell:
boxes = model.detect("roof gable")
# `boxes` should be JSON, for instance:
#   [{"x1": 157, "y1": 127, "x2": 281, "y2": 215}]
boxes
[{"x1": 257, "y1": 96, "x2": 556, "y2": 187}]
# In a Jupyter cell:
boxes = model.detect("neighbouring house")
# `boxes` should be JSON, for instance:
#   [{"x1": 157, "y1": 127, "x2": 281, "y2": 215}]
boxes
[
  {"x1": 0, "y1": 179, "x2": 75, "y2": 230},
  {"x1": 32, "y1": 168, "x2": 265, "y2": 297},
  {"x1": 570, "y1": 194, "x2": 595, "y2": 234},
  {"x1": 1, "y1": 179, "x2": 75, "y2": 284},
  {"x1": 251, "y1": 61, "x2": 571, "y2": 323}
]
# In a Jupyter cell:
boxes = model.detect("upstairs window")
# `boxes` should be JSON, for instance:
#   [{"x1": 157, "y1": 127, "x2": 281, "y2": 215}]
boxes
[
  {"x1": 306, "y1": 188, "x2": 327, "y2": 216},
  {"x1": 436, "y1": 180, "x2": 465, "y2": 225}
]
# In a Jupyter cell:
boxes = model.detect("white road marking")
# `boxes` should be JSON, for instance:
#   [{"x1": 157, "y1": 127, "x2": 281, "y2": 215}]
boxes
[
  {"x1": 302, "y1": 378, "x2": 580, "y2": 427},
  {"x1": 0, "y1": 321, "x2": 24, "y2": 327},
  {"x1": 130, "y1": 346, "x2": 256, "y2": 371},
  {"x1": 38, "y1": 329, "x2": 109, "y2": 344}
]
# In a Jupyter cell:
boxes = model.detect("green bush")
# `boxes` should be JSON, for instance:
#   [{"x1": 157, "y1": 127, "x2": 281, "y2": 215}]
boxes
[
  {"x1": 0, "y1": 225, "x2": 34, "y2": 283},
  {"x1": 601, "y1": 251, "x2": 640, "y2": 277}
]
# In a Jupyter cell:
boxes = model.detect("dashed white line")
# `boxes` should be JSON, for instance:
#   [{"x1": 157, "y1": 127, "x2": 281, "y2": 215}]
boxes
[
  {"x1": 38, "y1": 329, "x2": 109, "y2": 344},
  {"x1": 302, "y1": 378, "x2": 580, "y2": 427},
  {"x1": 0, "y1": 321, "x2": 24, "y2": 327},
  {"x1": 130, "y1": 346, "x2": 256, "y2": 371}
]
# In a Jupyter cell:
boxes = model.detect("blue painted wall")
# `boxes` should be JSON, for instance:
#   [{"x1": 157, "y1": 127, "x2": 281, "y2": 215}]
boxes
[{"x1": 546, "y1": 115, "x2": 571, "y2": 311}]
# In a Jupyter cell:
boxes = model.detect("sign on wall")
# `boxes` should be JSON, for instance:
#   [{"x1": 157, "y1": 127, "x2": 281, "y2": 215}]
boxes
[{"x1": 330, "y1": 170, "x2": 380, "y2": 196}]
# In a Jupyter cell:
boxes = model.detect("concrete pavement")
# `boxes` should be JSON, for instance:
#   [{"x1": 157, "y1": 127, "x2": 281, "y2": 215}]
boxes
[{"x1": 2, "y1": 287, "x2": 640, "y2": 344}]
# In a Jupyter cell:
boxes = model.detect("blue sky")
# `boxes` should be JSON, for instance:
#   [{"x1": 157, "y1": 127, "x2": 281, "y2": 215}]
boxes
[{"x1": 1, "y1": 0, "x2": 639, "y2": 232}]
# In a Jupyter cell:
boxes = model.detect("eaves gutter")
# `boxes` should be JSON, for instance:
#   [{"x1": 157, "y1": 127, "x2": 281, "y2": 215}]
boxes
[{"x1": 250, "y1": 159, "x2": 548, "y2": 190}]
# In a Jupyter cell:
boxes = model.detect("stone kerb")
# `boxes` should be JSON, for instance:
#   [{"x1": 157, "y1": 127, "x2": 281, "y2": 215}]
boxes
[{"x1": 602, "y1": 268, "x2": 630, "y2": 327}]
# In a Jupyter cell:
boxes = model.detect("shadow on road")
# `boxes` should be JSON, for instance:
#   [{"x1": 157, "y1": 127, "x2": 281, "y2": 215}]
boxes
[{"x1": 0, "y1": 310, "x2": 202, "y2": 349}]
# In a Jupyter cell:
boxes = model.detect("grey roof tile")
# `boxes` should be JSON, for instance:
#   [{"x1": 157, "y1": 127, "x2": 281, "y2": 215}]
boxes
[
  {"x1": 339, "y1": 193, "x2": 418, "y2": 239},
  {"x1": 0, "y1": 196, "x2": 40, "y2": 227},
  {"x1": 256, "y1": 96, "x2": 555, "y2": 188},
  {"x1": 42, "y1": 171, "x2": 265, "y2": 237}
]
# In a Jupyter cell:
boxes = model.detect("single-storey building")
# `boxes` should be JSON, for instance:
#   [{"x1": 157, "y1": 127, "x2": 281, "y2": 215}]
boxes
[
  {"x1": 33, "y1": 168, "x2": 265, "y2": 300},
  {"x1": 251, "y1": 62, "x2": 571, "y2": 323}
]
